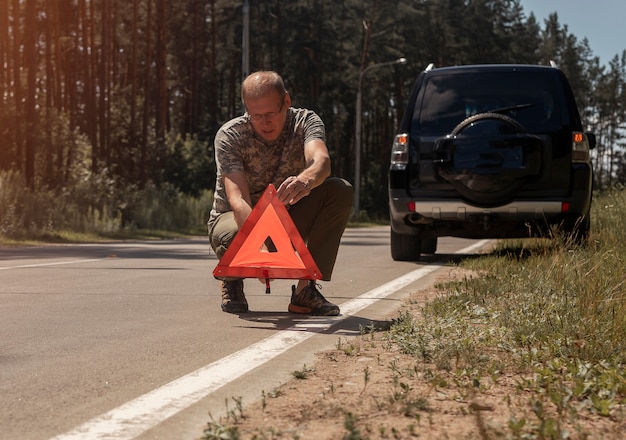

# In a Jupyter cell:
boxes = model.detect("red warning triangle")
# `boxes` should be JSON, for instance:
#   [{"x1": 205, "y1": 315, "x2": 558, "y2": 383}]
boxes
[{"x1": 213, "y1": 184, "x2": 322, "y2": 280}]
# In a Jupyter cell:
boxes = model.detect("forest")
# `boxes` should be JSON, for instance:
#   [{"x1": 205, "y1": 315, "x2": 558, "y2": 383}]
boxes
[{"x1": 1, "y1": 0, "x2": 625, "y2": 236}]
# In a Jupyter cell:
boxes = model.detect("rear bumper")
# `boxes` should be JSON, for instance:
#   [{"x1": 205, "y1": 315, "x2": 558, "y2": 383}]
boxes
[
  {"x1": 407, "y1": 200, "x2": 563, "y2": 220},
  {"x1": 389, "y1": 190, "x2": 592, "y2": 238},
  {"x1": 389, "y1": 161, "x2": 593, "y2": 238}
]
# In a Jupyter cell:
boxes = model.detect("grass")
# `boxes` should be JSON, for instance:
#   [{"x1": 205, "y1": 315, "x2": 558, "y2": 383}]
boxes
[
  {"x1": 0, "y1": 228, "x2": 204, "y2": 246},
  {"x1": 383, "y1": 187, "x2": 626, "y2": 438}
]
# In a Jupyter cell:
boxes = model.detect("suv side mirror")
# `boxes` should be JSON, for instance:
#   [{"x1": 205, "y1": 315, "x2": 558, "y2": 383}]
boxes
[{"x1": 586, "y1": 132, "x2": 597, "y2": 150}]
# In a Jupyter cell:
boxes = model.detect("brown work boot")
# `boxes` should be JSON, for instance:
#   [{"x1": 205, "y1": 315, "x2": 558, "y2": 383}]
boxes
[
  {"x1": 288, "y1": 281, "x2": 340, "y2": 316},
  {"x1": 220, "y1": 279, "x2": 248, "y2": 313}
]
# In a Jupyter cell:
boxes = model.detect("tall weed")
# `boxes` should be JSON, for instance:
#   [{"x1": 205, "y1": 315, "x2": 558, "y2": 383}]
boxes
[{"x1": 430, "y1": 188, "x2": 626, "y2": 365}]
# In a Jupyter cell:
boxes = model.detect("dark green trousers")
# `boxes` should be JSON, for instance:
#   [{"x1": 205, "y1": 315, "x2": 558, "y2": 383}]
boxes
[{"x1": 209, "y1": 177, "x2": 353, "y2": 281}]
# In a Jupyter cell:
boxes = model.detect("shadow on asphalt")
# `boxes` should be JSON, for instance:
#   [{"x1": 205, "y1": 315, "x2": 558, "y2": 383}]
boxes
[{"x1": 234, "y1": 311, "x2": 394, "y2": 337}]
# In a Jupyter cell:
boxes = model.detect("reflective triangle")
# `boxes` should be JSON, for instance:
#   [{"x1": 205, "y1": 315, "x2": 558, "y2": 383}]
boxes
[{"x1": 213, "y1": 184, "x2": 322, "y2": 280}]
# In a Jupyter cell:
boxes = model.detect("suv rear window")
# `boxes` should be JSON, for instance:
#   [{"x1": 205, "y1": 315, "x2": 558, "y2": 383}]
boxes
[{"x1": 414, "y1": 71, "x2": 563, "y2": 136}]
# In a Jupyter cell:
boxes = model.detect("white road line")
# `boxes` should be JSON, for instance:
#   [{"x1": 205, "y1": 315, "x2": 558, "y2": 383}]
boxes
[
  {"x1": 0, "y1": 259, "x2": 105, "y2": 270},
  {"x1": 50, "y1": 240, "x2": 489, "y2": 440}
]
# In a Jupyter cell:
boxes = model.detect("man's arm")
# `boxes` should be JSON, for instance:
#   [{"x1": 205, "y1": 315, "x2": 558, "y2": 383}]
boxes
[
  {"x1": 223, "y1": 171, "x2": 253, "y2": 229},
  {"x1": 277, "y1": 138, "x2": 331, "y2": 206}
]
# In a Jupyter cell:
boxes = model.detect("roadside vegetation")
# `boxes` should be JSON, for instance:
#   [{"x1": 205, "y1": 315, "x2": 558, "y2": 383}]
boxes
[
  {"x1": 383, "y1": 187, "x2": 626, "y2": 438},
  {"x1": 201, "y1": 187, "x2": 626, "y2": 439},
  {"x1": 0, "y1": 170, "x2": 212, "y2": 243},
  {"x1": 0, "y1": 170, "x2": 382, "y2": 245}
]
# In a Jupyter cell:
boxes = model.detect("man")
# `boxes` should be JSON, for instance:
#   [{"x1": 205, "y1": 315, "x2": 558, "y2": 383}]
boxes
[{"x1": 207, "y1": 71, "x2": 353, "y2": 315}]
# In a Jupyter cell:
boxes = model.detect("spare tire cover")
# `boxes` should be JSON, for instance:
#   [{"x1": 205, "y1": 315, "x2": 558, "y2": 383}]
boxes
[{"x1": 434, "y1": 112, "x2": 542, "y2": 205}]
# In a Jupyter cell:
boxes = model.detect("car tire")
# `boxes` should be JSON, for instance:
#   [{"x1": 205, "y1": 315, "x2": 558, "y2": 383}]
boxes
[
  {"x1": 421, "y1": 237, "x2": 437, "y2": 254},
  {"x1": 390, "y1": 228, "x2": 422, "y2": 261}
]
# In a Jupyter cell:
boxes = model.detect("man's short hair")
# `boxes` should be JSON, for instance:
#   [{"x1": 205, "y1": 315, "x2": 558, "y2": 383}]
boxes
[{"x1": 241, "y1": 71, "x2": 286, "y2": 103}]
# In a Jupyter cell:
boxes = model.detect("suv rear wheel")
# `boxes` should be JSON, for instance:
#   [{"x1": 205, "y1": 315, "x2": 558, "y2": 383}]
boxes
[
  {"x1": 390, "y1": 229, "x2": 422, "y2": 261},
  {"x1": 390, "y1": 230, "x2": 437, "y2": 261},
  {"x1": 421, "y1": 237, "x2": 437, "y2": 254}
]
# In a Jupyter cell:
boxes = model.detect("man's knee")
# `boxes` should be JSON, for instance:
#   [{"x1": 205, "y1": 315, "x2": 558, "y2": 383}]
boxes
[
  {"x1": 208, "y1": 212, "x2": 239, "y2": 258},
  {"x1": 321, "y1": 177, "x2": 353, "y2": 204}
]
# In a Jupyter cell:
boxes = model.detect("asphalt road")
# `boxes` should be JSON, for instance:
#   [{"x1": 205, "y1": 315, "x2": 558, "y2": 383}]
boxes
[{"x1": 0, "y1": 227, "x2": 487, "y2": 440}]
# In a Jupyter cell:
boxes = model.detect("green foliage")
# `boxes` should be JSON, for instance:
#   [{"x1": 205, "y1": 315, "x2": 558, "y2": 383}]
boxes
[
  {"x1": 201, "y1": 420, "x2": 240, "y2": 440},
  {"x1": 0, "y1": 170, "x2": 212, "y2": 239},
  {"x1": 343, "y1": 411, "x2": 364, "y2": 440},
  {"x1": 121, "y1": 181, "x2": 213, "y2": 232},
  {"x1": 291, "y1": 364, "x2": 311, "y2": 380},
  {"x1": 163, "y1": 133, "x2": 216, "y2": 197}
]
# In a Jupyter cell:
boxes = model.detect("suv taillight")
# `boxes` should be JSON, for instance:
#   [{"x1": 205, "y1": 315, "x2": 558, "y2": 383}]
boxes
[
  {"x1": 572, "y1": 132, "x2": 591, "y2": 163},
  {"x1": 390, "y1": 133, "x2": 409, "y2": 169}
]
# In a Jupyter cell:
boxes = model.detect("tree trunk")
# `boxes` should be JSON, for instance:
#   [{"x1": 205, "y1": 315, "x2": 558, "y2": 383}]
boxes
[
  {"x1": 140, "y1": 0, "x2": 153, "y2": 187},
  {"x1": 11, "y1": 0, "x2": 23, "y2": 172},
  {"x1": 0, "y1": 0, "x2": 8, "y2": 113},
  {"x1": 99, "y1": 0, "x2": 110, "y2": 168},
  {"x1": 24, "y1": 0, "x2": 37, "y2": 189},
  {"x1": 84, "y1": 0, "x2": 99, "y2": 174},
  {"x1": 44, "y1": 0, "x2": 54, "y2": 185},
  {"x1": 155, "y1": 0, "x2": 168, "y2": 140},
  {"x1": 128, "y1": 0, "x2": 138, "y2": 181}
]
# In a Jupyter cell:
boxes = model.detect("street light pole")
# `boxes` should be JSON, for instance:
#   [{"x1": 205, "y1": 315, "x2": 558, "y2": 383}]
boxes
[{"x1": 353, "y1": 57, "x2": 407, "y2": 219}]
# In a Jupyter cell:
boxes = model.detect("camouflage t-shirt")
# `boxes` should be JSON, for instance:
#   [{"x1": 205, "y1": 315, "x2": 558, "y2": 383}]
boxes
[{"x1": 208, "y1": 107, "x2": 326, "y2": 228}]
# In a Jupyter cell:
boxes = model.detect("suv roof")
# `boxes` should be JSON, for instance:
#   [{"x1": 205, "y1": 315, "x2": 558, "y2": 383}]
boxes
[{"x1": 401, "y1": 63, "x2": 583, "y2": 136}]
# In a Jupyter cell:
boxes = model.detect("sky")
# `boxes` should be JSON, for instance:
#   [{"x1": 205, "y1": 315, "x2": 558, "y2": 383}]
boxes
[{"x1": 519, "y1": 0, "x2": 625, "y2": 66}]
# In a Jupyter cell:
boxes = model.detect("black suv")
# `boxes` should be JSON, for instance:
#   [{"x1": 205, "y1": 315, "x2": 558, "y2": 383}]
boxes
[{"x1": 388, "y1": 63, "x2": 595, "y2": 261}]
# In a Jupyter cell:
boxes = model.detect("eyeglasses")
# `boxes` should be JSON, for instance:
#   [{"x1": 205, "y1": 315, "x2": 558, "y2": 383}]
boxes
[{"x1": 247, "y1": 98, "x2": 285, "y2": 123}]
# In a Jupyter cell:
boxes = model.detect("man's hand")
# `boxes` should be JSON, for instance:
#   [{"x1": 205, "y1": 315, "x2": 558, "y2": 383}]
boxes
[
  {"x1": 277, "y1": 175, "x2": 311, "y2": 206},
  {"x1": 276, "y1": 138, "x2": 330, "y2": 206}
]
